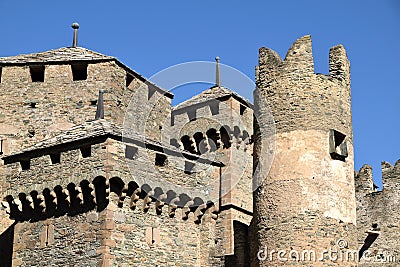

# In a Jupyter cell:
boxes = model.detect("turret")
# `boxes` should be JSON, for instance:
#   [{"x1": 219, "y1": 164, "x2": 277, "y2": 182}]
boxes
[{"x1": 251, "y1": 35, "x2": 358, "y2": 266}]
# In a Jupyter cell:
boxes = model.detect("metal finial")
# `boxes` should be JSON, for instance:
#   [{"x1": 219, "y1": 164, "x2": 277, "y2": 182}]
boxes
[
  {"x1": 71, "y1": 22, "x2": 80, "y2": 47},
  {"x1": 95, "y1": 89, "x2": 105, "y2": 120},
  {"x1": 215, "y1": 56, "x2": 221, "y2": 87}
]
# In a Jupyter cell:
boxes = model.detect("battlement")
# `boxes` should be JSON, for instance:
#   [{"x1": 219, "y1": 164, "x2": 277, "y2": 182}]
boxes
[
  {"x1": 381, "y1": 159, "x2": 400, "y2": 191},
  {"x1": 258, "y1": 35, "x2": 350, "y2": 84},
  {"x1": 355, "y1": 164, "x2": 376, "y2": 195},
  {"x1": 256, "y1": 35, "x2": 352, "y2": 136},
  {"x1": 355, "y1": 160, "x2": 400, "y2": 195}
]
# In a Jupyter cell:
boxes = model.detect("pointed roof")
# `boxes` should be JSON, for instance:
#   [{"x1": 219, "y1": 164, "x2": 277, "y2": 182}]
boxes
[
  {"x1": 0, "y1": 47, "x2": 113, "y2": 65},
  {"x1": 173, "y1": 85, "x2": 253, "y2": 111},
  {"x1": 0, "y1": 46, "x2": 173, "y2": 98}
]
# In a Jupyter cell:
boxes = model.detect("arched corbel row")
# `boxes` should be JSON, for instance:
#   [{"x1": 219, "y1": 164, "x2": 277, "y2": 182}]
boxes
[
  {"x1": 173, "y1": 126, "x2": 253, "y2": 156},
  {"x1": 1, "y1": 176, "x2": 219, "y2": 224}
]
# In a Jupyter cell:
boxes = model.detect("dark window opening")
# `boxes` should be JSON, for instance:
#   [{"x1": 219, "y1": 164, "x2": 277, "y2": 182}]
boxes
[
  {"x1": 155, "y1": 153, "x2": 167, "y2": 166},
  {"x1": 50, "y1": 153, "x2": 61, "y2": 164},
  {"x1": 126, "y1": 73, "x2": 134, "y2": 87},
  {"x1": 125, "y1": 145, "x2": 138, "y2": 159},
  {"x1": 184, "y1": 161, "x2": 195, "y2": 174},
  {"x1": 90, "y1": 99, "x2": 97, "y2": 106},
  {"x1": 29, "y1": 101, "x2": 38, "y2": 108},
  {"x1": 210, "y1": 101, "x2": 219, "y2": 115},
  {"x1": 206, "y1": 128, "x2": 220, "y2": 152},
  {"x1": 170, "y1": 138, "x2": 180, "y2": 148},
  {"x1": 329, "y1": 129, "x2": 348, "y2": 161},
  {"x1": 20, "y1": 160, "x2": 30, "y2": 170},
  {"x1": 71, "y1": 63, "x2": 88, "y2": 81},
  {"x1": 187, "y1": 108, "x2": 196, "y2": 122},
  {"x1": 240, "y1": 104, "x2": 246, "y2": 115},
  {"x1": 148, "y1": 85, "x2": 157, "y2": 100},
  {"x1": 0, "y1": 67, "x2": 2, "y2": 83},
  {"x1": 181, "y1": 135, "x2": 197, "y2": 154},
  {"x1": 80, "y1": 146, "x2": 91, "y2": 158},
  {"x1": 193, "y1": 132, "x2": 205, "y2": 154},
  {"x1": 29, "y1": 65, "x2": 45, "y2": 82},
  {"x1": 220, "y1": 126, "x2": 231, "y2": 149}
]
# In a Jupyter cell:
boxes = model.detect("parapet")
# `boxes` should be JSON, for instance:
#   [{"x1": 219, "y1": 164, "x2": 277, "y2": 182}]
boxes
[
  {"x1": 255, "y1": 35, "x2": 352, "y2": 135},
  {"x1": 355, "y1": 160, "x2": 400, "y2": 195},
  {"x1": 355, "y1": 164, "x2": 376, "y2": 194},
  {"x1": 381, "y1": 160, "x2": 400, "y2": 192},
  {"x1": 257, "y1": 35, "x2": 350, "y2": 86}
]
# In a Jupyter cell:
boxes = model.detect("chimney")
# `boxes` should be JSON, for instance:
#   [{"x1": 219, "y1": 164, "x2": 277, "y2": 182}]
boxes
[
  {"x1": 71, "y1": 22, "x2": 80, "y2": 48},
  {"x1": 215, "y1": 56, "x2": 221, "y2": 87},
  {"x1": 95, "y1": 89, "x2": 105, "y2": 120}
]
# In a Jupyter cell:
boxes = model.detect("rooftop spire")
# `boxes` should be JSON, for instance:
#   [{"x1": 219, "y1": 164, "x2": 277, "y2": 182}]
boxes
[
  {"x1": 95, "y1": 89, "x2": 105, "y2": 120},
  {"x1": 71, "y1": 22, "x2": 80, "y2": 48},
  {"x1": 215, "y1": 56, "x2": 221, "y2": 87}
]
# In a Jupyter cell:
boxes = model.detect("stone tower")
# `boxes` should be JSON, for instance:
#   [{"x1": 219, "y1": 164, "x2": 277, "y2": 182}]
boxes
[{"x1": 251, "y1": 35, "x2": 358, "y2": 266}]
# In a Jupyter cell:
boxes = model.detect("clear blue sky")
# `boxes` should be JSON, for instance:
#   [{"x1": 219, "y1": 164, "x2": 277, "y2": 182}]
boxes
[{"x1": 0, "y1": 0, "x2": 398, "y2": 188}]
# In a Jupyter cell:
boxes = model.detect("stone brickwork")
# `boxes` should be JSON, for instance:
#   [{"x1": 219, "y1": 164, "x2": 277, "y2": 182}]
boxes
[
  {"x1": 251, "y1": 35, "x2": 358, "y2": 266},
  {"x1": 0, "y1": 33, "x2": 399, "y2": 267},
  {"x1": 356, "y1": 161, "x2": 400, "y2": 266}
]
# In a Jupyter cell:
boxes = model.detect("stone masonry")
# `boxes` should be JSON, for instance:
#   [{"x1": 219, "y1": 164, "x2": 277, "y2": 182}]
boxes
[{"x1": 0, "y1": 28, "x2": 398, "y2": 267}]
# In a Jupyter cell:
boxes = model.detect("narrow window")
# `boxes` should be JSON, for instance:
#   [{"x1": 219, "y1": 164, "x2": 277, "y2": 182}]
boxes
[
  {"x1": 155, "y1": 153, "x2": 167, "y2": 166},
  {"x1": 0, "y1": 139, "x2": 4, "y2": 155},
  {"x1": 329, "y1": 129, "x2": 348, "y2": 161},
  {"x1": 145, "y1": 227, "x2": 160, "y2": 245},
  {"x1": 40, "y1": 224, "x2": 55, "y2": 248},
  {"x1": 126, "y1": 73, "x2": 134, "y2": 87},
  {"x1": 71, "y1": 63, "x2": 88, "y2": 81},
  {"x1": 0, "y1": 67, "x2": 2, "y2": 83},
  {"x1": 240, "y1": 104, "x2": 246, "y2": 115},
  {"x1": 29, "y1": 65, "x2": 45, "y2": 82}
]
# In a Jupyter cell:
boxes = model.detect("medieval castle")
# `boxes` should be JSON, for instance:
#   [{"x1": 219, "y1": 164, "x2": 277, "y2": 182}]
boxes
[{"x1": 0, "y1": 24, "x2": 398, "y2": 267}]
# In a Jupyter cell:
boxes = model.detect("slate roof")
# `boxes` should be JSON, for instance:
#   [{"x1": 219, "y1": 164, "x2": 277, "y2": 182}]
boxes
[
  {"x1": 173, "y1": 85, "x2": 253, "y2": 111},
  {"x1": 0, "y1": 46, "x2": 173, "y2": 98},
  {"x1": 0, "y1": 47, "x2": 113, "y2": 65},
  {"x1": 2, "y1": 120, "x2": 222, "y2": 167}
]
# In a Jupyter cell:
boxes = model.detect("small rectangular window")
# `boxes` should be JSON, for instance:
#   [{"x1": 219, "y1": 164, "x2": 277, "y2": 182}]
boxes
[
  {"x1": 329, "y1": 129, "x2": 348, "y2": 161},
  {"x1": 126, "y1": 73, "x2": 134, "y2": 87},
  {"x1": 210, "y1": 101, "x2": 219, "y2": 115},
  {"x1": 240, "y1": 104, "x2": 246, "y2": 115},
  {"x1": 50, "y1": 153, "x2": 61, "y2": 164},
  {"x1": 155, "y1": 153, "x2": 167, "y2": 166},
  {"x1": 0, "y1": 66, "x2": 2, "y2": 83},
  {"x1": 187, "y1": 108, "x2": 196, "y2": 122},
  {"x1": 125, "y1": 145, "x2": 138, "y2": 159},
  {"x1": 30, "y1": 65, "x2": 45, "y2": 82},
  {"x1": 71, "y1": 63, "x2": 88, "y2": 81},
  {"x1": 20, "y1": 159, "x2": 31, "y2": 170},
  {"x1": 184, "y1": 161, "x2": 195, "y2": 174},
  {"x1": 80, "y1": 146, "x2": 91, "y2": 158}
]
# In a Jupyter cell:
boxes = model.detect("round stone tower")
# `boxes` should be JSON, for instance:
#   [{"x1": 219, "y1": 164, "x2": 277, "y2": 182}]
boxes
[{"x1": 251, "y1": 35, "x2": 358, "y2": 266}]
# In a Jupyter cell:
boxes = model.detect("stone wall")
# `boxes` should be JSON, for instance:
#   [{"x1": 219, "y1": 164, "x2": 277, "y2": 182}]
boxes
[
  {"x1": 251, "y1": 35, "x2": 358, "y2": 266},
  {"x1": 356, "y1": 161, "x2": 400, "y2": 266}
]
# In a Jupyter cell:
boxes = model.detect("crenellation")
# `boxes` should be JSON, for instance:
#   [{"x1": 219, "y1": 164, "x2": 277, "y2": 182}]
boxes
[
  {"x1": 329, "y1": 44, "x2": 351, "y2": 87},
  {"x1": 0, "y1": 31, "x2": 397, "y2": 267}
]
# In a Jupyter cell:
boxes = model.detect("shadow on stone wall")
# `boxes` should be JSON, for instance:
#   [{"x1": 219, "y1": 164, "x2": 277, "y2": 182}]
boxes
[
  {"x1": 225, "y1": 220, "x2": 250, "y2": 267},
  {"x1": 0, "y1": 223, "x2": 15, "y2": 267}
]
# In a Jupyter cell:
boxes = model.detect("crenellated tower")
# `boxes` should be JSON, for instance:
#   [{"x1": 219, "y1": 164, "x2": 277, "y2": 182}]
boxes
[{"x1": 251, "y1": 35, "x2": 358, "y2": 266}]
